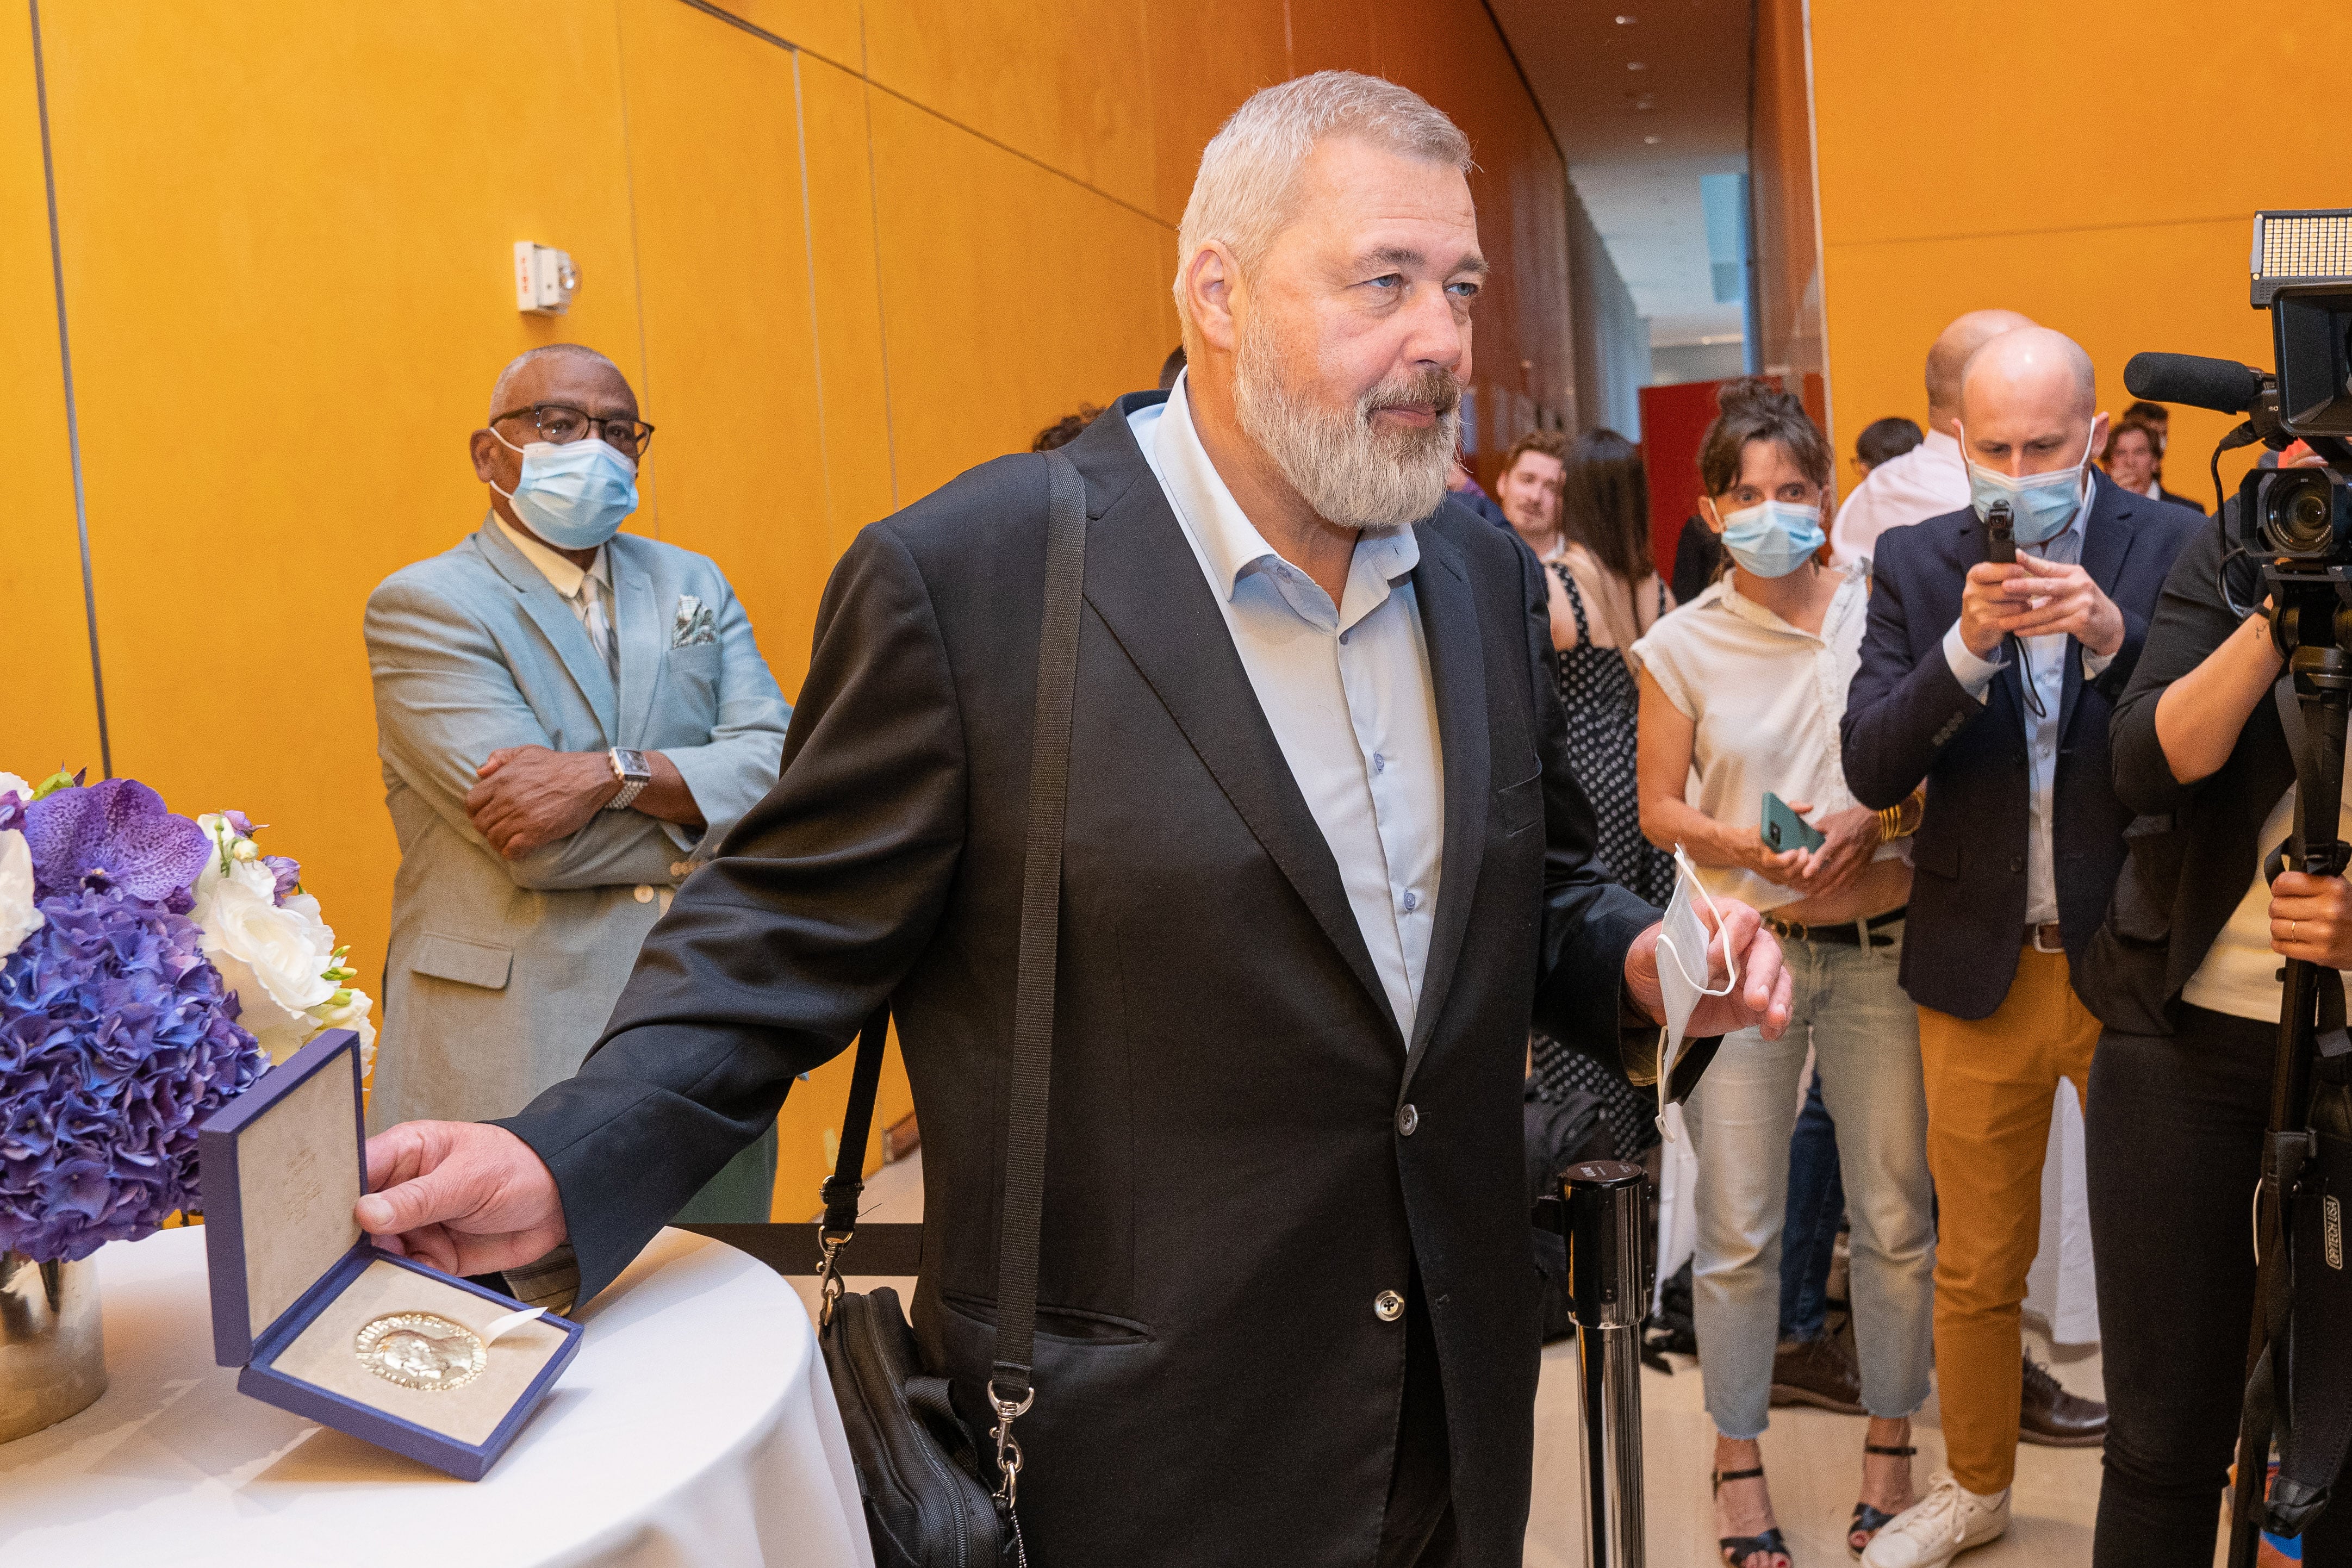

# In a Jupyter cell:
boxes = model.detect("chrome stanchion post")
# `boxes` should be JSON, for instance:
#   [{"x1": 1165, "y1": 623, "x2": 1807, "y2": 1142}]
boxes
[{"x1": 1542, "y1": 1158, "x2": 1651, "y2": 1568}]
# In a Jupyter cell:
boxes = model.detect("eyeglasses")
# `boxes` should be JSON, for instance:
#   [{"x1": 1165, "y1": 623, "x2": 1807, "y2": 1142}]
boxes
[{"x1": 490, "y1": 402, "x2": 656, "y2": 459}]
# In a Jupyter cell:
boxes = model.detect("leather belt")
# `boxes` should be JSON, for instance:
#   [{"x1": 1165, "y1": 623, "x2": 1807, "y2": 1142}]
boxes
[
  {"x1": 2024, "y1": 922, "x2": 2064, "y2": 953},
  {"x1": 1765, "y1": 906, "x2": 1908, "y2": 948}
]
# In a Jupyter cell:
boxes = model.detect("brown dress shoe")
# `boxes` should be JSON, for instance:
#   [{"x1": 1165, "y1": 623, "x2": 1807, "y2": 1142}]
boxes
[
  {"x1": 2018, "y1": 1352, "x2": 2106, "y2": 1446},
  {"x1": 1770, "y1": 1331, "x2": 1865, "y2": 1415}
]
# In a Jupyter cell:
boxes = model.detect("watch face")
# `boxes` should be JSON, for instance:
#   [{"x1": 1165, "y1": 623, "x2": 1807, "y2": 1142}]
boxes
[{"x1": 612, "y1": 749, "x2": 650, "y2": 781}]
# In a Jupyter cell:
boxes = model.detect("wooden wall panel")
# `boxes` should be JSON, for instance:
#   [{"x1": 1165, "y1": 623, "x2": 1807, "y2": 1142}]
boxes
[
  {"x1": 862, "y1": 0, "x2": 1156, "y2": 215},
  {"x1": 0, "y1": 15, "x2": 102, "y2": 780},
  {"x1": 35, "y1": 0, "x2": 648, "y2": 1017},
  {"x1": 702, "y1": 0, "x2": 864, "y2": 70},
  {"x1": 866, "y1": 85, "x2": 1178, "y2": 503},
  {"x1": 1808, "y1": 2, "x2": 2352, "y2": 506},
  {"x1": 797, "y1": 54, "x2": 900, "y2": 544},
  {"x1": 1141, "y1": 0, "x2": 1292, "y2": 227},
  {"x1": 616, "y1": 0, "x2": 829, "y2": 682}
]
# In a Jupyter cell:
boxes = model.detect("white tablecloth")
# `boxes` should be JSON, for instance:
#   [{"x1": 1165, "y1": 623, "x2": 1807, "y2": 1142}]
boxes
[{"x1": 0, "y1": 1225, "x2": 873, "y2": 1568}]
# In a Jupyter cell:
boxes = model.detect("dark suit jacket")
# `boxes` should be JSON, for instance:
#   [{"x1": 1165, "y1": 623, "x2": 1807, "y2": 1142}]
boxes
[
  {"x1": 2158, "y1": 483, "x2": 2207, "y2": 515},
  {"x1": 1840, "y1": 471, "x2": 2203, "y2": 1018},
  {"x1": 497, "y1": 391, "x2": 1662, "y2": 1566},
  {"x1": 2079, "y1": 511, "x2": 2290, "y2": 1035}
]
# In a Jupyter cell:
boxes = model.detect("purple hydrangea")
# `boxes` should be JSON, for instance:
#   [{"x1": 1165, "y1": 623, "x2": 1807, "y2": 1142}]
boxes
[
  {"x1": 22, "y1": 780, "x2": 209, "y2": 906},
  {"x1": 0, "y1": 883, "x2": 266, "y2": 1262}
]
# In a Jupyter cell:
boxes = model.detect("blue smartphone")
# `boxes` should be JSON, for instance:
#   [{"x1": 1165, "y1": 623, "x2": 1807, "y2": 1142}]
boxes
[{"x1": 1761, "y1": 792, "x2": 1826, "y2": 854}]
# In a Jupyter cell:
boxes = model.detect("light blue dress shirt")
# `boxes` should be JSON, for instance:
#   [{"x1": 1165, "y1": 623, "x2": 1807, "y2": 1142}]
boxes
[
  {"x1": 1129, "y1": 377, "x2": 1445, "y2": 1040},
  {"x1": 1938, "y1": 481, "x2": 2117, "y2": 926}
]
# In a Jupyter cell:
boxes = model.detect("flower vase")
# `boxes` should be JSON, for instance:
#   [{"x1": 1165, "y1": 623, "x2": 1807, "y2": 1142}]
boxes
[{"x1": 0, "y1": 1249, "x2": 105, "y2": 1443}]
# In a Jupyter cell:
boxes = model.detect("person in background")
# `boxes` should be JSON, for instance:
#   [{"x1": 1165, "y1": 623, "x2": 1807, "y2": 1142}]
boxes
[
  {"x1": 364, "y1": 343, "x2": 792, "y2": 1223},
  {"x1": 1523, "y1": 426, "x2": 1676, "y2": 1160},
  {"x1": 1830, "y1": 309, "x2": 2035, "y2": 567},
  {"x1": 2100, "y1": 417, "x2": 2164, "y2": 501},
  {"x1": 1841, "y1": 326, "x2": 2199, "y2": 1567},
  {"x1": 1635, "y1": 377, "x2": 1933, "y2": 1568},
  {"x1": 2120, "y1": 398, "x2": 2202, "y2": 509},
  {"x1": 1445, "y1": 450, "x2": 1510, "y2": 528},
  {"x1": 2077, "y1": 439, "x2": 2352, "y2": 1568},
  {"x1": 1854, "y1": 415, "x2": 1925, "y2": 482},
  {"x1": 1034, "y1": 403, "x2": 1104, "y2": 451},
  {"x1": 1159, "y1": 342, "x2": 1187, "y2": 391}
]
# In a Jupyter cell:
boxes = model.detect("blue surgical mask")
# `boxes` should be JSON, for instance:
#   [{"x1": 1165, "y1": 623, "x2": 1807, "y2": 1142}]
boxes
[
  {"x1": 492, "y1": 431, "x2": 639, "y2": 549},
  {"x1": 1716, "y1": 499, "x2": 1826, "y2": 578},
  {"x1": 1962, "y1": 424, "x2": 2094, "y2": 546}
]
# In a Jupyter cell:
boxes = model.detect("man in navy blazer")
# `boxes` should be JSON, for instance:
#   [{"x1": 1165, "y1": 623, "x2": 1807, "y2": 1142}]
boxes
[{"x1": 1839, "y1": 327, "x2": 2202, "y2": 1568}]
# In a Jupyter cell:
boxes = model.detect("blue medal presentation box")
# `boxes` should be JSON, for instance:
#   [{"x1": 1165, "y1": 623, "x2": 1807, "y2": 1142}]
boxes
[{"x1": 196, "y1": 1029, "x2": 583, "y2": 1480}]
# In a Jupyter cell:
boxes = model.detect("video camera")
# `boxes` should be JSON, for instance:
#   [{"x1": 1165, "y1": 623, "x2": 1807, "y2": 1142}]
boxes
[{"x1": 2129, "y1": 210, "x2": 2352, "y2": 1567}]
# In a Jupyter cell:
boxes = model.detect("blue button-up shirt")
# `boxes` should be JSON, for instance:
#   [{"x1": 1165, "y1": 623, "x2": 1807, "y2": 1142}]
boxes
[
  {"x1": 1129, "y1": 377, "x2": 1445, "y2": 1040},
  {"x1": 1939, "y1": 482, "x2": 2117, "y2": 926}
]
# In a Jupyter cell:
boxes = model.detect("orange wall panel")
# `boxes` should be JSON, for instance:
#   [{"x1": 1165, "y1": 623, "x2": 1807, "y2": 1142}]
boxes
[
  {"x1": 0, "y1": 17, "x2": 102, "y2": 781},
  {"x1": 862, "y1": 0, "x2": 1158, "y2": 216},
  {"x1": 698, "y1": 0, "x2": 864, "y2": 71},
  {"x1": 866, "y1": 85, "x2": 1179, "y2": 502},
  {"x1": 798, "y1": 54, "x2": 901, "y2": 542},
  {"x1": 1142, "y1": 0, "x2": 1293, "y2": 226},
  {"x1": 1808, "y1": 3, "x2": 2352, "y2": 503}
]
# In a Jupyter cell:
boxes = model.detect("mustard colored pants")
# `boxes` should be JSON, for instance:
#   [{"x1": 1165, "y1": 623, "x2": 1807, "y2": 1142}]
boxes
[{"x1": 1914, "y1": 947, "x2": 2099, "y2": 1495}]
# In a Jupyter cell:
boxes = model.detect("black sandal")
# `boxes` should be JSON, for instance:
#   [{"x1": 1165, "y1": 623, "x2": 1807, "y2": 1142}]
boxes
[
  {"x1": 1712, "y1": 1465, "x2": 1792, "y2": 1568},
  {"x1": 1847, "y1": 1442, "x2": 1918, "y2": 1558}
]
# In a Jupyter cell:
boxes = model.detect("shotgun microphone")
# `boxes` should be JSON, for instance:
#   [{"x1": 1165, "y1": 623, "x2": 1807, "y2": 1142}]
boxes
[{"x1": 2124, "y1": 352, "x2": 2268, "y2": 415}]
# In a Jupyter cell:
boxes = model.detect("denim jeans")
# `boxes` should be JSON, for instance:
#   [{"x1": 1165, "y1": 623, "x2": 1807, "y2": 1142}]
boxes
[
  {"x1": 1779, "y1": 1073, "x2": 1844, "y2": 1342},
  {"x1": 1683, "y1": 918, "x2": 1935, "y2": 1439}
]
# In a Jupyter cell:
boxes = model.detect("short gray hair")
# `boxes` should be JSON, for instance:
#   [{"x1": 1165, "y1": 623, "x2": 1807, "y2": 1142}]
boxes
[
  {"x1": 1173, "y1": 72, "x2": 1472, "y2": 346},
  {"x1": 488, "y1": 343, "x2": 625, "y2": 418}
]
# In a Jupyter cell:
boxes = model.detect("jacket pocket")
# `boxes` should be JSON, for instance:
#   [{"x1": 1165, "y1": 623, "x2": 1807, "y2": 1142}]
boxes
[
  {"x1": 409, "y1": 931, "x2": 513, "y2": 990},
  {"x1": 1496, "y1": 768, "x2": 1544, "y2": 838},
  {"x1": 2106, "y1": 812, "x2": 2183, "y2": 947}
]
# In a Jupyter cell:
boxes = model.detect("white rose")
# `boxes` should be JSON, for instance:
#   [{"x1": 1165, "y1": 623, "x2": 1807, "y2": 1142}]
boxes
[
  {"x1": 0, "y1": 829, "x2": 41, "y2": 961},
  {"x1": 193, "y1": 857, "x2": 338, "y2": 1047}
]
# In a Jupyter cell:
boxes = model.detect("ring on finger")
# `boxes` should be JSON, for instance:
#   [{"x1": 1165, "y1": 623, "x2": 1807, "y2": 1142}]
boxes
[{"x1": 2293, "y1": 919, "x2": 2302, "y2": 941}]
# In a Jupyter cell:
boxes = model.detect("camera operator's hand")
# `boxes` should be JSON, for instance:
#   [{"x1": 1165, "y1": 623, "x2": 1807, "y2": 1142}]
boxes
[
  {"x1": 2269, "y1": 870, "x2": 2352, "y2": 970},
  {"x1": 1996, "y1": 552, "x2": 2126, "y2": 657},
  {"x1": 1781, "y1": 801, "x2": 1880, "y2": 899}
]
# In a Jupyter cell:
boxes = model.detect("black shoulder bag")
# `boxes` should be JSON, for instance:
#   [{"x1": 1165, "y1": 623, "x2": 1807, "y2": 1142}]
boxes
[{"x1": 814, "y1": 447, "x2": 1085, "y2": 1568}]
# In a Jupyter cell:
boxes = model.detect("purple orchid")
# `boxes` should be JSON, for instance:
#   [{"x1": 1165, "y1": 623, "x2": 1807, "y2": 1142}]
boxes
[
  {"x1": 21, "y1": 780, "x2": 209, "y2": 905},
  {"x1": 263, "y1": 855, "x2": 302, "y2": 903},
  {"x1": 0, "y1": 791, "x2": 23, "y2": 836}
]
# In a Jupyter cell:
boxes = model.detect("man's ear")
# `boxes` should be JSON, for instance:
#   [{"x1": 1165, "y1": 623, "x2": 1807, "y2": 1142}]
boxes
[
  {"x1": 2087, "y1": 410, "x2": 2111, "y2": 463},
  {"x1": 470, "y1": 429, "x2": 502, "y2": 484},
  {"x1": 1180, "y1": 241, "x2": 1243, "y2": 355}
]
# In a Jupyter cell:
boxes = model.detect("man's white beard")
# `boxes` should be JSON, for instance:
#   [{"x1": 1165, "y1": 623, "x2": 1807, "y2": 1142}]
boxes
[{"x1": 1232, "y1": 313, "x2": 1460, "y2": 534}]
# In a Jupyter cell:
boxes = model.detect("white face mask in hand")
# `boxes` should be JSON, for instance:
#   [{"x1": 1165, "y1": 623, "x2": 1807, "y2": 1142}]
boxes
[{"x1": 1653, "y1": 846, "x2": 1740, "y2": 1137}]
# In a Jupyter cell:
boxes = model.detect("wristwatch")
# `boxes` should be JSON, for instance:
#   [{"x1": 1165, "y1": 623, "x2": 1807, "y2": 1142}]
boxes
[{"x1": 606, "y1": 748, "x2": 652, "y2": 812}]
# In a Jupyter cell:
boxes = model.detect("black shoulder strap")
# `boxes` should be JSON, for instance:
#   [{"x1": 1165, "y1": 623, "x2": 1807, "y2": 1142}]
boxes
[{"x1": 990, "y1": 448, "x2": 1087, "y2": 1403}]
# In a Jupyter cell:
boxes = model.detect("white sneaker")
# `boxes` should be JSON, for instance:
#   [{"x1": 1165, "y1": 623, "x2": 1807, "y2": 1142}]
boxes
[{"x1": 1859, "y1": 1473, "x2": 2010, "y2": 1568}]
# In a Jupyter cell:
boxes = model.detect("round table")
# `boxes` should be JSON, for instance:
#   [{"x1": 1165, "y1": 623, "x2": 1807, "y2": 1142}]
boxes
[{"x1": 0, "y1": 1226, "x2": 874, "y2": 1568}]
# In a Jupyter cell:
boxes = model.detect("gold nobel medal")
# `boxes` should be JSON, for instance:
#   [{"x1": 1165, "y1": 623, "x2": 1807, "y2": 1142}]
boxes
[{"x1": 354, "y1": 1312, "x2": 487, "y2": 1392}]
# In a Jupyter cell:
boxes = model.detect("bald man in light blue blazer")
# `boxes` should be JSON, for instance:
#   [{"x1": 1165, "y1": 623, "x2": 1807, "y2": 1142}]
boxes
[{"x1": 364, "y1": 345, "x2": 790, "y2": 1219}]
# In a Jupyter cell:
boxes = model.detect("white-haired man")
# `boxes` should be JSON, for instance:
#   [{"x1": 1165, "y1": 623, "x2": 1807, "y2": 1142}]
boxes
[
  {"x1": 355, "y1": 75, "x2": 1790, "y2": 1565},
  {"x1": 364, "y1": 344, "x2": 791, "y2": 1219}
]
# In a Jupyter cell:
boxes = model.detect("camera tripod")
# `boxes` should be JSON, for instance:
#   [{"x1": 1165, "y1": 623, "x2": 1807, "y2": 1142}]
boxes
[{"x1": 2226, "y1": 577, "x2": 2352, "y2": 1567}]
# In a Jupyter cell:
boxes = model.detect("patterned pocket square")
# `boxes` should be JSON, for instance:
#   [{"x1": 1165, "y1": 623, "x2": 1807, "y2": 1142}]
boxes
[{"x1": 670, "y1": 594, "x2": 719, "y2": 648}]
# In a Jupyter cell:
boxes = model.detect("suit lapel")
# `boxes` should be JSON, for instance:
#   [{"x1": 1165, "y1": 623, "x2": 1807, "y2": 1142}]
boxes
[
  {"x1": 1073, "y1": 406, "x2": 1399, "y2": 1046},
  {"x1": 1401, "y1": 525, "x2": 1486, "y2": 1073},
  {"x1": 2060, "y1": 475, "x2": 2137, "y2": 741},
  {"x1": 473, "y1": 520, "x2": 619, "y2": 741},
  {"x1": 611, "y1": 540, "x2": 662, "y2": 748}
]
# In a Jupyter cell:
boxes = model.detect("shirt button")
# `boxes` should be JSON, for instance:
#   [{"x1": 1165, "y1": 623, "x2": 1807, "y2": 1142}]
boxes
[
  {"x1": 2009, "y1": 857, "x2": 2025, "y2": 876},
  {"x1": 1401, "y1": 890, "x2": 1419, "y2": 913},
  {"x1": 1374, "y1": 1290, "x2": 1405, "y2": 1323},
  {"x1": 1339, "y1": 631, "x2": 1351, "y2": 646},
  {"x1": 633, "y1": 885, "x2": 654, "y2": 903},
  {"x1": 1373, "y1": 752, "x2": 1387, "y2": 773},
  {"x1": 1397, "y1": 1103, "x2": 1420, "y2": 1137}
]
